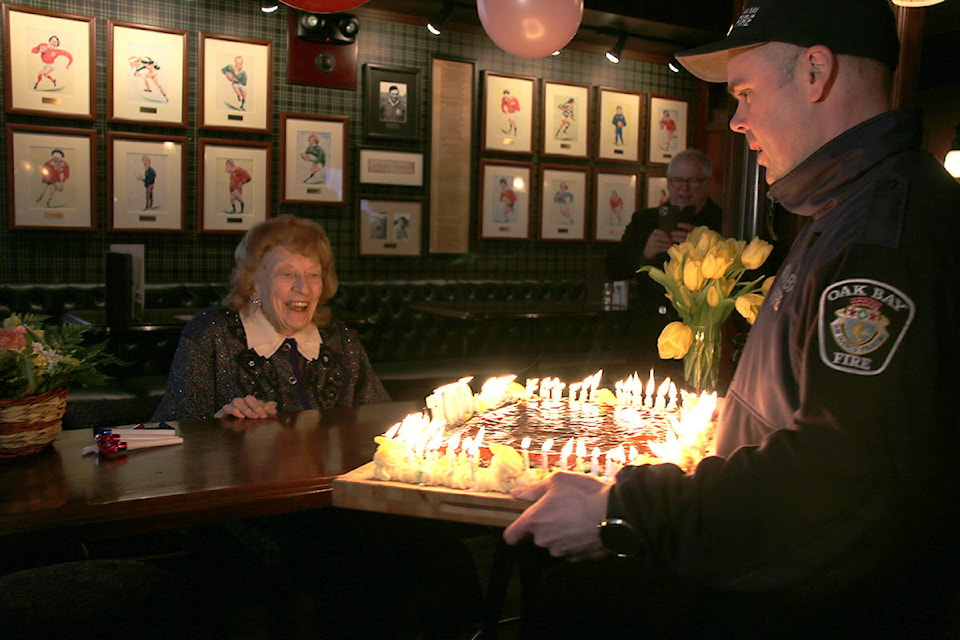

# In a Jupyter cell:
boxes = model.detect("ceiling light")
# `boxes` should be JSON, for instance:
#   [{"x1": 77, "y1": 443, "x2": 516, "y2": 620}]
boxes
[
  {"x1": 605, "y1": 34, "x2": 627, "y2": 64},
  {"x1": 945, "y1": 124, "x2": 960, "y2": 179},
  {"x1": 891, "y1": 0, "x2": 945, "y2": 6},
  {"x1": 427, "y1": 3, "x2": 454, "y2": 36},
  {"x1": 260, "y1": 0, "x2": 279, "y2": 12},
  {"x1": 667, "y1": 61, "x2": 680, "y2": 73}
]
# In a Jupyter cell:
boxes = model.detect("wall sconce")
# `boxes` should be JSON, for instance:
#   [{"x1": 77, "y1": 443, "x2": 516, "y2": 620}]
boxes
[
  {"x1": 945, "y1": 124, "x2": 960, "y2": 179},
  {"x1": 297, "y1": 12, "x2": 360, "y2": 44},
  {"x1": 260, "y1": 0, "x2": 279, "y2": 13},
  {"x1": 426, "y1": 3, "x2": 454, "y2": 36},
  {"x1": 605, "y1": 34, "x2": 627, "y2": 64}
]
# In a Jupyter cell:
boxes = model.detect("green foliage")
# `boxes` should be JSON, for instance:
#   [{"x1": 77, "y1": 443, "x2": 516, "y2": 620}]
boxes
[{"x1": 0, "y1": 313, "x2": 124, "y2": 400}]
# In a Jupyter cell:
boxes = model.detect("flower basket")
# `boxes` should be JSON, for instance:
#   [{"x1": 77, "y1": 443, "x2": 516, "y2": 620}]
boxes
[{"x1": 0, "y1": 387, "x2": 68, "y2": 457}]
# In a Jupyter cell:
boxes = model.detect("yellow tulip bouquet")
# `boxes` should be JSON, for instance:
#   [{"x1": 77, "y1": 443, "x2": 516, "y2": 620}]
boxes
[{"x1": 639, "y1": 226, "x2": 775, "y2": 392}]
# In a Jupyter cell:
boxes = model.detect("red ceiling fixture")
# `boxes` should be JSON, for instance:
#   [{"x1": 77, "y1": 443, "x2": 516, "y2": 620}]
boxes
[{"x1": 280, "y1": 0, "x2": 370, "y2": 12}]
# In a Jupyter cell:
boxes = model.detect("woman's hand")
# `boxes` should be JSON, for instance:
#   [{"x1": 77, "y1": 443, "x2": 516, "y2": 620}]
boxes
[{"x1": 214, "y1": 395, "x2": 278, "y2": 419}]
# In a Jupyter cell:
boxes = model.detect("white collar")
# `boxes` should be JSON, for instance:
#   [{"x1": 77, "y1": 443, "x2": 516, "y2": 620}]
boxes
[{"x1": 240, "y1": 307, "x2": 321, "y2": 360}]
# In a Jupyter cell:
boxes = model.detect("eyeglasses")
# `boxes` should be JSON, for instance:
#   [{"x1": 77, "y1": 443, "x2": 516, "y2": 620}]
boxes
[{"x1": 667, "y1": 177, "x2": 708, "y2": 187}]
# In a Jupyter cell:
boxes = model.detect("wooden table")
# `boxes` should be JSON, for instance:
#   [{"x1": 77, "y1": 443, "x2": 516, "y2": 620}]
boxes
[{"x1": 0, "y1": 402, "x2": 419, "y2": 546}]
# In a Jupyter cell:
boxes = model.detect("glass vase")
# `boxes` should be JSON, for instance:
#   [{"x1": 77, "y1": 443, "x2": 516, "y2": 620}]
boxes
[{"x1": 683, "y1": 323, "x2": 721, "y2": 394}]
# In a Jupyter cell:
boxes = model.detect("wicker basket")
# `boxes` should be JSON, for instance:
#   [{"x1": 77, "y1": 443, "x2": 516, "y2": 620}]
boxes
[{"x1": 0, "y1": 387, "x2": 68, "y2": 457}]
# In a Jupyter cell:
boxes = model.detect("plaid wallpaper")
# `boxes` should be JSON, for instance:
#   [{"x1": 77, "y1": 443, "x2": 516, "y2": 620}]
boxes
[{"x1": 0, "y1": 0, "x2": 697, "y2": 285}]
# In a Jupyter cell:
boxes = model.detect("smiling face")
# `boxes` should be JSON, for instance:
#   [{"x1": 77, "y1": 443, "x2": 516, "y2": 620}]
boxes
[
  {"x1": 253, "y1": 246, "x2": 323, "y2": 335},
  {"x1": 727, "y1": 43, "x2": 819, "y2": 184}
]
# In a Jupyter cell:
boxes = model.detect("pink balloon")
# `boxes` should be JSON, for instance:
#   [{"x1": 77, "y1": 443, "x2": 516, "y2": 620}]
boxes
[{"x1": 477, "y1": 0, "x2": 584, "y2": 58}]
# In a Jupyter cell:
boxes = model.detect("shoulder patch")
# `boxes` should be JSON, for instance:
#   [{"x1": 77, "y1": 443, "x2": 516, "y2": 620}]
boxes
[{"x1": 818, "y1": 279, "x2": 915, "y2": 376}]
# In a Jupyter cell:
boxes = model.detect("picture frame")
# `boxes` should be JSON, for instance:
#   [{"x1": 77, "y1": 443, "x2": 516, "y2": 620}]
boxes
[
  {"x1": 359, "y1": 149, "x2": 423, "y2": 187},
  {"x1": 280, "y1": 113, "x2": 348, "y2": 204},
  {"x1": 541, "y1": 79, "x2": 590, "y2": 158},
  {"x1": 107, "y1": 20, "x2": 188, "y2": 127},
  {"x1": 2, "y1": 4, "x2": 95, "y2": 119},
  {"x1": 479, "y1": 160, "x2": 531, "y2": 240},
  {"x1": 594, "y1": 169, "x2": 639, "y2": 242},
  {"x1": 539, "y1": 165, "x2": 588, "y2": 241},
  {"x1": 363, "y1": 64, "x2": 420, "y2": 140},
  {"x1": 107, "y1": 132, "x2": 186, "y2": 232},
  {"x1": 199, "y1": 32, "x2": 273, "y2": 133},
  {"x1": 596, "y1": 87, "x2": 643, "y2": 163},
  {"x1": 358, "y1": 198, "x2": 423, "y2": 256},
  {"x1": 199, "y1": 139, "x2": 271, "y2": 233},
  {"x1": 648, "y1": 94, "x2": 689, "y2": 165},
  {"x1": 6, "y1": 123, "x2": 95, "y2": 230},
  {"x1": 645, "y1": 173, "x2": 669, "y2": 208},
  {"x1": 481, "y1": 70, "x2": 535, "y2": 155},
  {"x1": 429, "y1": 56, "x2": 474, "y2": 254}
]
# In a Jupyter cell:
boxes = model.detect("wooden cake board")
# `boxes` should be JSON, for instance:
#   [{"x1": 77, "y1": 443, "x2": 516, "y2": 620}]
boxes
[{"x1": 333, "y1": 462, "x2": 529, "y2": 528}]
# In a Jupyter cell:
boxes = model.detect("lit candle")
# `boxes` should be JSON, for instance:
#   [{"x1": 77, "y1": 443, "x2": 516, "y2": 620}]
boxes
[
  {"x1": 656, "y1": 377, "x2": 671, "y2": 410},
  {"x1": 525, "y1": 378, "x2": 539, "y2": 398},
  {"x1": 569, "y1": 382, "x2": 581, "y2": 406},
  {"x1": 667, "y1": 381, "x2": 678, "y2": 410},
  {"x1": 589, "y1": 371, "x2": 601, "y2": 402},
  {"x1": 520, "y1": 436, "x2": 531, "y2": 469},
  {"x1": 576, "y1": 438, "x2": 587, "y2": 472},
  {"x1": 615, "y1": 380, "x2": 623, "y2": 406},
  {"x1": 467, "y1": 436, "x2": 480, "y2": 488},
  {"x1": 447, "y1": 433, "x2": 461, "y2": 484},
  {"x1": 384, "y1": 422, "x2": 400, "y2": 439},
  {"x1": 591, "y1": 447, "x2": 600, "y2": 476},
  {"x1": 645, "y1": 370, "x2": 656, "y2": 408},
  {"x1": 541, "y1": 438, "x2": 554, "y2": 473},
  {"x1": 559, "y1": 438, "x2": 574, "y2": 471}
]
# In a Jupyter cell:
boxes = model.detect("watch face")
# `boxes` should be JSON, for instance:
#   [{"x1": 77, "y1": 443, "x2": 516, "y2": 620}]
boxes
[{"x1": 600, "y1": 518, "x2": 642, "y2": 558}]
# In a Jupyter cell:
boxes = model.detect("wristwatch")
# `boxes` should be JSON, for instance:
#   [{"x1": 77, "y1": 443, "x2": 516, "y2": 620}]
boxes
[{"x1": 598, "y1": 488, "x2": 643, "y2": 558}]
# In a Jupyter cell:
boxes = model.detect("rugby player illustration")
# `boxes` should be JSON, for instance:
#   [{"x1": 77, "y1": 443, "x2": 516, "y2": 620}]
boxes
[{"x1": 31, "y1": 35, "x2": 72, "y2": 91}]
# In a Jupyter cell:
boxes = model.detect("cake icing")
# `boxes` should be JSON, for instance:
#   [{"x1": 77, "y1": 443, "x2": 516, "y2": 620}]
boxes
[{"x1": 371, "y1": 371, "x2": 718, "y2": 494}]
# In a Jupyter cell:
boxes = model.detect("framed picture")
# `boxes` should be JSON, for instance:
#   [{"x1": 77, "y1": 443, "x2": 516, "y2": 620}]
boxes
[
  {"x1": 539, "y1": 165, "x2": 588, "y2": 241},
  {"x1": 645, "y1": 173, "x2": 669, "y2": 208},
  {"x1": 107, "y1": 20, "x2": 188, "y2": 127},
  {"x1": 479, "y1": 160, "x2": 531, "y2": 240},
  {"x1": 648, "y1": 94, "x2": 689, "y2": 165},
  {"x1": 359, "y1": 149, "x2": 423, "y2": 187},
  {"x1": 199, "y1": 139, "x2": 271, "y2": 233},
  {"x1": 280, "y1": 113, "x2": 347, "y2": 204},
  {"x1": 541, "y1": 80, "x2": 590, "y2": 158},
  {"x1": 6, "y1": 123, "x2": 95, "y2": 230},
  {"x1": 2, "y1": 4, "x2": 95, "y2": 119},
  {"x1": 596, "y1": 87, "x2": 643, "y2": 163},
  {"x1": 363, "y1": 64, "x2": 420, "y2": 140},
  {"x1": 199, "y1": 33, "x2": 272, "y2": 133},
  {"x1": 358, "y1": 198, "x2": 423, "y2": 256},
  {"x1": 594, "y1": 169, "x2": 639, "y2": 242},
  {"x1": 107, "y1": 132, "x2": 186, "y2": 232},
  {"x1": 481, "y1": 71, "x2": 535, "y2": 155}
]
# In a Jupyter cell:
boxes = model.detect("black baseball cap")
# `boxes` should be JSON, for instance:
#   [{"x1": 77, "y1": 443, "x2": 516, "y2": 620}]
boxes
[{"x1": 675, "y1": 0, "x2": 900, "y2": 83}]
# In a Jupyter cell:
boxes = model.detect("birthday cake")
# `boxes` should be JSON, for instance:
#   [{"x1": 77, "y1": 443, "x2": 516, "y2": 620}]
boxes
[{"x1": 370, "y1": 371, "x2": 718, "y2": 494}]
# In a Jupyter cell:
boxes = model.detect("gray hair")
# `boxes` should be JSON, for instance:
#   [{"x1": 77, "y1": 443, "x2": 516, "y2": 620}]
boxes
[{"x1": 667, "y1": 149, "x2": 712, "y2": 180}]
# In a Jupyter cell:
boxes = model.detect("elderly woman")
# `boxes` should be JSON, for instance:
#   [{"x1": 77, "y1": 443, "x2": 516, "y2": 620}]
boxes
[{"x1": 152, "y1": 214, "x2": 389, "y2": 422}]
